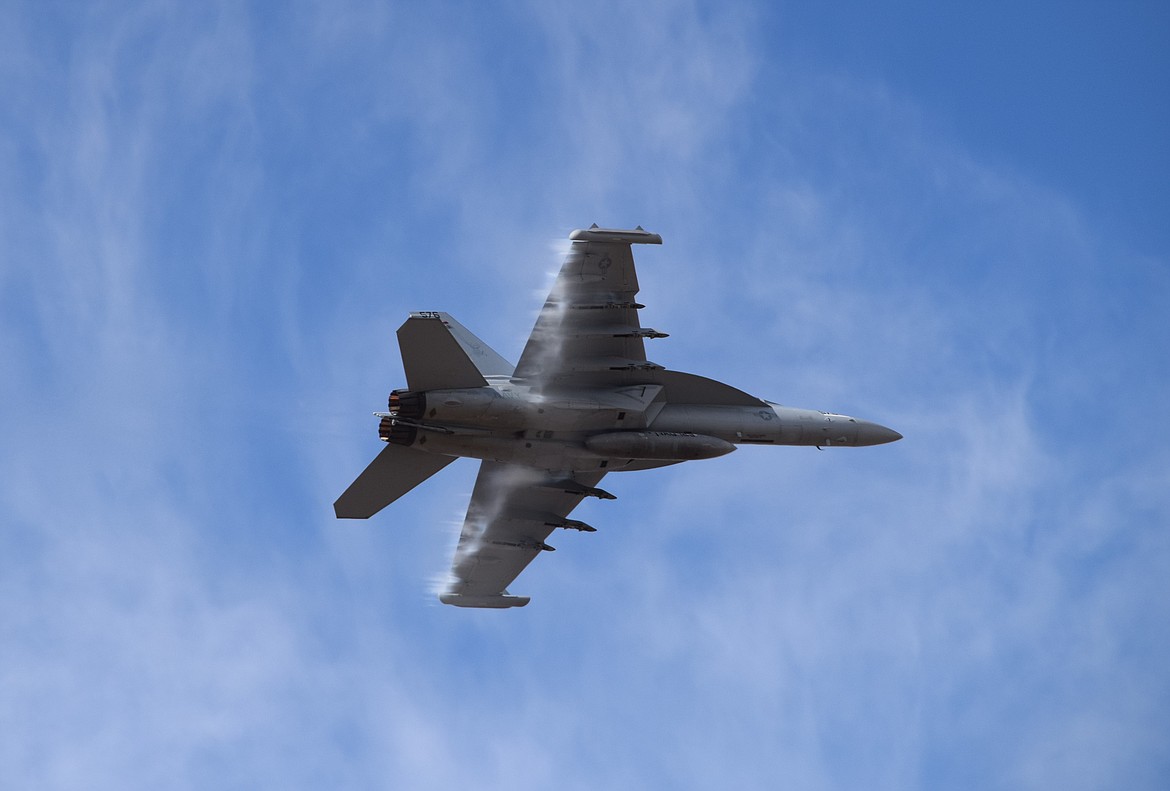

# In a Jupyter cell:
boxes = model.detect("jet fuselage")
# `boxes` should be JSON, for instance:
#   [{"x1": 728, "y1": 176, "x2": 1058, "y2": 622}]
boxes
[
  {"x1": 334, "y1": 226, "x2": 902, "y2": 607},
  {"x1": 377, "y1": 382, "x2": 901, "y2": 473}
]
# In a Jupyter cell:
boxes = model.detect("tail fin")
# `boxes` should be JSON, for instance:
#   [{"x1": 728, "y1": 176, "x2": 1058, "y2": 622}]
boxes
[
  {"x1": 336, "y1": 314, "x2": 508, "y2": 519},
  {"x1": 397, "y1": 312, "x2": 515, "y2": 391},
  {"x1": 434, "y1": 312, "x2": 515, "y2": 378},
  {"x1": 334, "y1": 443, "x2": 455, "y2": 518}
]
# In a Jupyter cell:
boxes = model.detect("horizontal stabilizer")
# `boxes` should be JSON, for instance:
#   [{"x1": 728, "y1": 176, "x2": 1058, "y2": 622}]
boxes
[
  {"x1": 334, "y1": 443, "x2": 455, "y2": 519},
  {"x1": 439, "y1": 593, "x2": 531, "y2": 608}
]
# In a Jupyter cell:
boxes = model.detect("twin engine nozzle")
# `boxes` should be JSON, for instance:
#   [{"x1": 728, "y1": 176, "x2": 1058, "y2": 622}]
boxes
[
  {"x1": 387, "y1": 389, "x2": 425, "y2": 420},
  {"x1": 379, "y1": 389, "x2": 426, "y2": 444}
]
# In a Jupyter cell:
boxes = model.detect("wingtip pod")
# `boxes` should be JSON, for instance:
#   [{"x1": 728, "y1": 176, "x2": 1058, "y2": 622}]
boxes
[
  {"x1": 569, "y1": 226, "x2": 662, "y2": 244},
  {"x1": 439, "y1": 593, "x2": 531, "y2": 608}
]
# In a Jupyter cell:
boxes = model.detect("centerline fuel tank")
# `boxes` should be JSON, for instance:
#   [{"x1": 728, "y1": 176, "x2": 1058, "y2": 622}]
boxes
[{"x1": 584, "y1": 431, "x2": 735, "y2": 460}]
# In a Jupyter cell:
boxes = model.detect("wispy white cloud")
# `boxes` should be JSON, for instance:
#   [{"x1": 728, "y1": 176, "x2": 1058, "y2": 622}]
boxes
[{"x1": 1, "y1": 2, "x2": 1167, "y2": 790}]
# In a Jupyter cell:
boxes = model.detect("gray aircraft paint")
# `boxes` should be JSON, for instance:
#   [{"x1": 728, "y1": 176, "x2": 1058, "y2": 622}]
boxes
[{"x1": 335, "y1": 227, "x2": 901, "y2": 608}]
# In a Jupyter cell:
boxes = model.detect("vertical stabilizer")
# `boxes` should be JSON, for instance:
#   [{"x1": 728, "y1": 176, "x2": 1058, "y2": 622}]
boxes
[
  {"x1": 436, "y1": 312, "x2": 515, "y2": 377},
  {"x1": 397, "y1": 312, "x2": 514, "y2": 391}
]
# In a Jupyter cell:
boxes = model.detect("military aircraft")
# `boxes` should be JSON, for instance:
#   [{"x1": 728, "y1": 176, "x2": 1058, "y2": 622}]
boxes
[{"x1": 335, "y1": 226, "x2": 901, "y2": 608}]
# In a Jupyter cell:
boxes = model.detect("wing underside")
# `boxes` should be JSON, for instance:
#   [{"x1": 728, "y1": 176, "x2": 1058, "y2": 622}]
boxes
[
  {"x1": 434, "y1": 226, "x2": 760, "y2": 607},
  {"x1": 513, "y1": 227, "x2": 664, "y2": 390},
  {"x1": 439, "y1": 461, "x2": 610, "y2": 608}
]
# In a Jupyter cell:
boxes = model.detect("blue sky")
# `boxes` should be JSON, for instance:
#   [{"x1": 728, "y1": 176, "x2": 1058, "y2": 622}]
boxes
[{"x1": 2, "y1": 2, "x2": 1168, "y2": 789}]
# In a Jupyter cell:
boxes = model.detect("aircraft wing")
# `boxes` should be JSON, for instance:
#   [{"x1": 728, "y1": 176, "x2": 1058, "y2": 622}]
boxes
[
  {"x1": 439, "y1": 461, "x2": 611, "y2": 608},
  {"x1": 513, "y1": 226, "x2": 664, "y2": 389}
]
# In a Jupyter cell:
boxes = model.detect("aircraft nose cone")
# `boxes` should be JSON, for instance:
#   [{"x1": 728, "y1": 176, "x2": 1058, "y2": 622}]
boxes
[{"x1": 855, "y1": 420, "x2": 903, "y2": 446}]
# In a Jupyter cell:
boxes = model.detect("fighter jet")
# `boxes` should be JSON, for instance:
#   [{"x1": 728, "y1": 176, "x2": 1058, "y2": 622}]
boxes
[{"x1": 335, "y1": 226, "x2": 901, "y2": 608}]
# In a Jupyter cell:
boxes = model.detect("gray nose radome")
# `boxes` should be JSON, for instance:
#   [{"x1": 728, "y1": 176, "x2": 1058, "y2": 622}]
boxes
[{"x1": 855, "y1": 420, "x2": 903, "y2": 446}]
